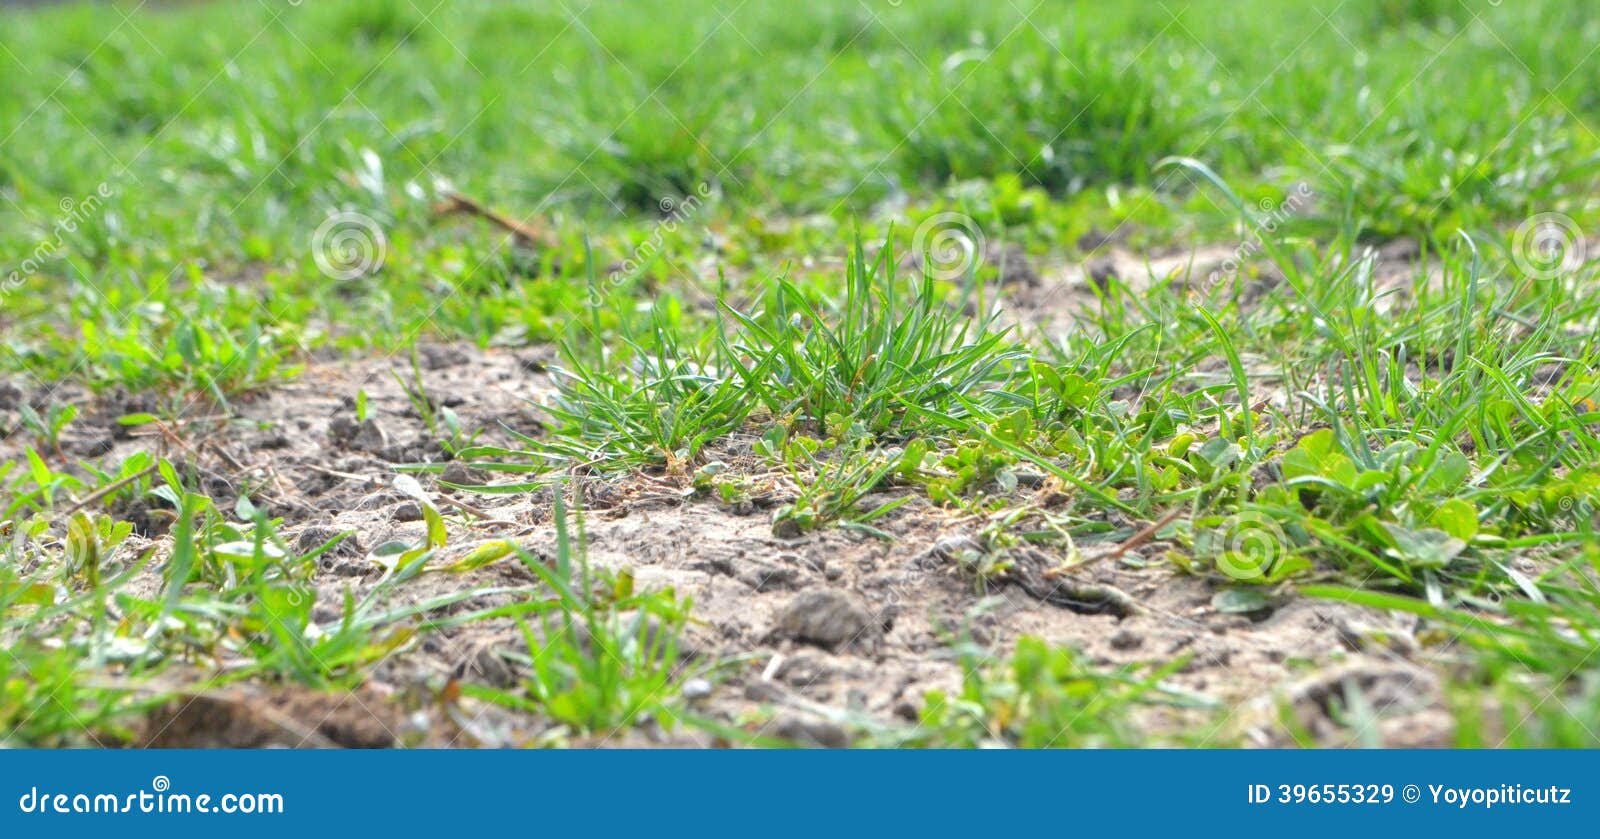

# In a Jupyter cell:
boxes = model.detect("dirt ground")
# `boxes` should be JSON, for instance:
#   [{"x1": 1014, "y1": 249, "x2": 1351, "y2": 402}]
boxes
[{"x1": 0, "y1": 242, "x2": 1456, "y2": 748}]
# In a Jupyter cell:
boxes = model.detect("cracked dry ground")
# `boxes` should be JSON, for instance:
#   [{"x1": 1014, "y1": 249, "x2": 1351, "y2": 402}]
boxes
[{"x1": 1, "y1": 246, "x2": 1455, "y2": 749}]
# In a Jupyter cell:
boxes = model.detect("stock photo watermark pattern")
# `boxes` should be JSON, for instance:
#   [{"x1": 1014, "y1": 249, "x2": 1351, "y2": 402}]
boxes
[
  {"x1": 4, "y1": 183, "x2": 113, "y2": 303},
  {"x1": 595, "y1": 181, "x2": 714, "y2": 304},
  {"x1": 311, "y1": 211, "x2": 388, "y2": 281},
  {"x1": 911, "y1": 211, "x2": 987, "y2": 281},
  {"x1": 1511, "y1": 212, "x2": 1586, "y2": 280},
  {"x1": 1204, "y1": 183, "x2": 1314, "y2": 291}
]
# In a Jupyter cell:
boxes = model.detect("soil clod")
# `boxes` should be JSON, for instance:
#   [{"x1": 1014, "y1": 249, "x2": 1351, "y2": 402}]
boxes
[{"x1": 774, "y1": 590, "x2": 878, "y2": 651}]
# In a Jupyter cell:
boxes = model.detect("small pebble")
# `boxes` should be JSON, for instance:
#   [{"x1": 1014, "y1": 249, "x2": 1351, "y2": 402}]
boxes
[
  {"x1": 1109, "y1": 629, "x2": 1143, "y2": 651},
  {"x1": 681, "y1": 678, "x2": 713, "y2": 701}
]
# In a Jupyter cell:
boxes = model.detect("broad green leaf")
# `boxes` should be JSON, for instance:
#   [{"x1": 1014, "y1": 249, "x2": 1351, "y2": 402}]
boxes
[
  {"x1": 1428, "y1": 498, "x2": 1479, "y2": 540},
  {"x1": 1381, "y1": 522, "x2": 1467, "y2": 569}
]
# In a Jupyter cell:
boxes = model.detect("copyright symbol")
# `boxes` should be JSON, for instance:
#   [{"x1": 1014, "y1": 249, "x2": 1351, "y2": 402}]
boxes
[
  {"x1": 311, "y1": 211, "x2": 388, "y2": 281},
  {"x1": 911, "y1": 212, "x2": 986, "y2": 281},
  {"x1": 1511, "y1": 212, "x2": 1585, "y2": 279},
  {"x1": 1215, "y1": 512, "x2": 1286, "y2": 581},
  {"x1": 1402, "y1": 784, "x2": 1420, "y2": 803}
]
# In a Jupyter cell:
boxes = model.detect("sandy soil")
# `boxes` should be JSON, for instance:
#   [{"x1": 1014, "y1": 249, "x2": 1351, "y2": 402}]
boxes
[{"x1": 0, "y1": 241, "x2": 1455, "y2": 748}]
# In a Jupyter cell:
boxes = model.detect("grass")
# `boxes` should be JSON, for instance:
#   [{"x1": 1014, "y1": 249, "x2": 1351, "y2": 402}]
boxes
[
  {"x1": 455, "y1": 491, "x2": 698, "y2": 739},
  {"x1": 879, "y1": 33, "x2": 1198, "y2": 194},
  {"x1": 722, "y1": 238, "x2": 1026, "y2": 436},
  {"x1": 905, "y1": 635, "x2": 1212, "y2": 748},
  {"x1": 5, "y1": 0, "x2": 1600, "y2": 748}
]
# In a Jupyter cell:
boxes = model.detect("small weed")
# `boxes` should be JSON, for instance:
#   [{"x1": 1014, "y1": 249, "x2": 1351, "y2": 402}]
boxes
[
  {"x1": 724, "y1": 235, "x2": 1027, "y2": 438},
  {"x1": 393, "y1": 352, "x2": 476, "y2": 456},
  {"x1": 906, "y1": 635, "x2": 1210, "y2": 748},
  {"x1": 759, "y1": 429, "x2": 907, "y2": 538},
  {"x1": 460, "y1": 488, "x2": 695, "y2": 737}
]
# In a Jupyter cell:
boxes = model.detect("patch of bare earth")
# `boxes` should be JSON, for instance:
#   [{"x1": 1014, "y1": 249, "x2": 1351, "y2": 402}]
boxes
[
  {"x1": 989, "y1": 236, "x2": 1435, "y2": 339},
  {"x1": 1, "y1": 240, "x2": 1453, "y2": 746}
]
